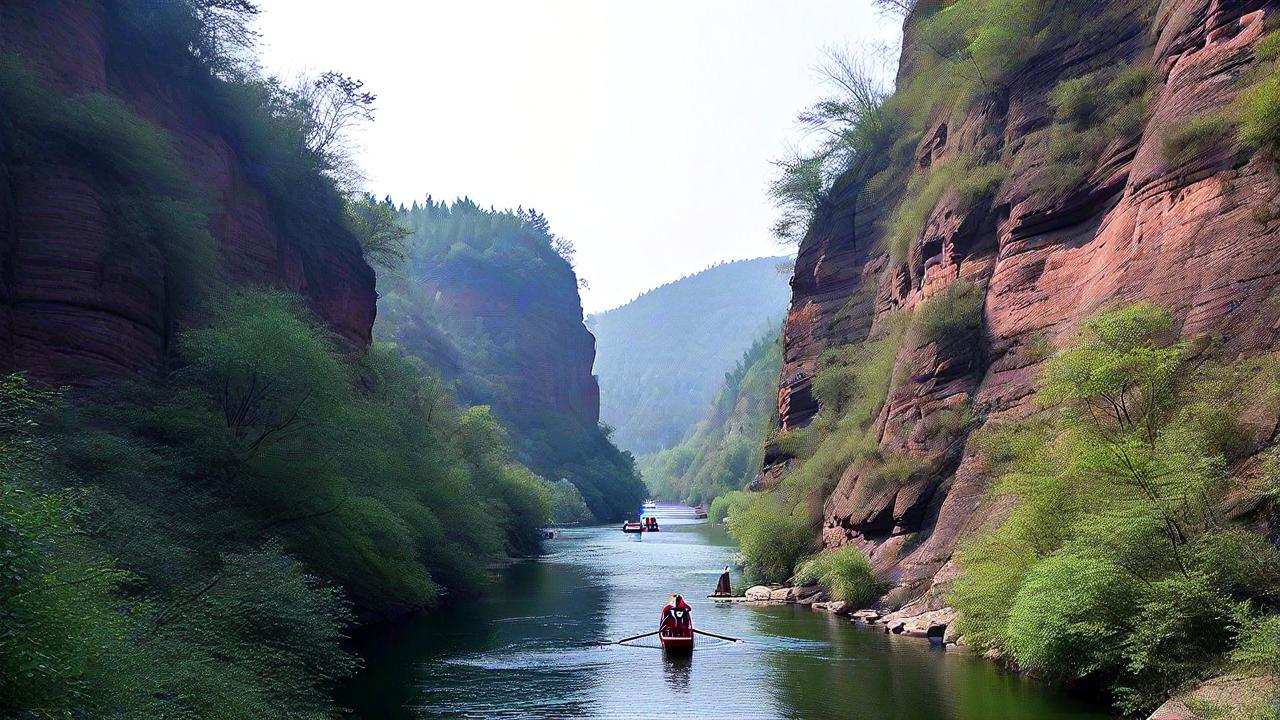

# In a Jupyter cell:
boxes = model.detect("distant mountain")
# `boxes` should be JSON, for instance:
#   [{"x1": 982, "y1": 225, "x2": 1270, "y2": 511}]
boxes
[
  {"x1": 588, "y1": 256, "x2": 792, "y2": 456},
  {"x1": 643, "y1": 331, "x2": 782, "y2": 504}
]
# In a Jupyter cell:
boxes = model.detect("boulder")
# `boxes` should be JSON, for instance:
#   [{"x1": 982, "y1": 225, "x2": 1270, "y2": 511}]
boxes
[
  {"x1": 1147, "y1": 674, "x2": 1275, "y2": 720},
  {"x1": 827, "y1": 600, "x2": 850, "y2": 615},
  {"x1": 769, "y1": 587, "x2": 797, "y2": 602},
  {"x1": 744, "y1": 585, "x2": 773, "y2": 602}
]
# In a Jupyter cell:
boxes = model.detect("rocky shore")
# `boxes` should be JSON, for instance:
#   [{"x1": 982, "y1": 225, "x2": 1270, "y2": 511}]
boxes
[
  {"x1": 733, "y1": 584, "x2": 1275, "y2": 719},
  {"x1": 736, "y1": 584, "x2": 962, "y2": 646}
]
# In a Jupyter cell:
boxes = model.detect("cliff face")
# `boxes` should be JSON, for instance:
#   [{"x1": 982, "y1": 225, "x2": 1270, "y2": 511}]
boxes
[
  {"x1": 410, "y1": 251, "x2": 602, "y2": 431},
  {"x1": 774, "y1": 0, "x2": 1280, "y2": 611},
  {"x1": 0, "y1": 0, "x2": 376, "y2": 383},
  {"x1": 375, "y1": 200, "x2": 647, "y2": 521}
]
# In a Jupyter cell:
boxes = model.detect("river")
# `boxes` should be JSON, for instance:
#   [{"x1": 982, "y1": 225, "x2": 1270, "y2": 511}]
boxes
[{"x1": 342, "y1": 518, "x2": 1112, "y2": 719}]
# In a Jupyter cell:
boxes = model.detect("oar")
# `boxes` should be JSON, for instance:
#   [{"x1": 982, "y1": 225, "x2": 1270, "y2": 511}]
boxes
[
  {"x1": 613, "y1": 630, "x2": 660, "y2": 645},
  {"x1": 693, "y1": 628, "x2": 744, "y2": 643}
]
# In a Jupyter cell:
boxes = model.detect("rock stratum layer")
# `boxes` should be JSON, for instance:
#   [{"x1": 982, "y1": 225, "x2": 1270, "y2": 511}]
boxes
[
  {"x1": 773, "y1": 0, "x2": 1280, "y2": 614},
  {"x1": 0, "y1": 1, "x2": 376, "y2": 382}
]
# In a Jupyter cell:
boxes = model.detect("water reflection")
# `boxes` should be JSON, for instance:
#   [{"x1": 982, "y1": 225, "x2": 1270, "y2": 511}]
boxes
[
  {"x1": 343, "y1": 522, "x2": 1113, "y2": 720},
  {"x1": 662, "y1": 652, "x2": 693, "y2": 693}
]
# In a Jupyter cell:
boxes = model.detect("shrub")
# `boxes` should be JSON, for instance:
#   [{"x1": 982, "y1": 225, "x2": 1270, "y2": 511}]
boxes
[
  {"x1": 864, "y1": 452, "x2": 930, "y2": 490},
  {"x1": 709, "y1": 490, "x2": 749, "y2": 523},
  {"x1": 795, "y1": 546, "x2": 882, "y2": 606},
  {"x1": 1162, "y1": 113, "x2": 1236, "y2": 164},
  {"x1": 1234, "y1": 614, "x2": 1280, "y2": 675},
  {"x1": 1034, "y1": 64, "x2": 1155, "y2": 198},
  {"x1": 1239, "y1": 75, "x2": 1280, "y2": 160},
  {"x1": 1005, "y1": 553, "x2": 1133, "y2": 678},
  {"x1": 887, "y1": 157, "x2": 1005, "y2": 262},
  {"x1": 915, "y1": 279, "x2": 984, "y2": 347},
  {"x1": 726, "y1": 494, "x2": 816, "y2": 582},
  {"x1": 545, "y1": 478, "x2": 593, "y2": 524},
  {"x1": 952, "y1": 304, "x2": 1280, "y2": 715}
]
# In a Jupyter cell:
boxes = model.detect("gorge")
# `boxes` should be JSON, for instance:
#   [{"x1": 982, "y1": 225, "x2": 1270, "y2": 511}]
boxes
[{"x1": 4, "y1": 0, "x2": 1280, "y2": 718}]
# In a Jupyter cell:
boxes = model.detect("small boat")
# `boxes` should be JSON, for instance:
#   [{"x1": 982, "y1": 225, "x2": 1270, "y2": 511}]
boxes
[
  {"x1": 659, "y1": 601, "x2": 694, "y2": 653},
  {"x1": 693, "y1": 505, "x2": 708, "y2": 519},
  {"x1": 642, "y1": 516, "x2": 660, "y2": 532},
  {"x1": 621, "y1": 521, "x2": 644, "y2": 533},
  {"x1": 642, "y1": 500, "x2": 657, "y2": 510}
]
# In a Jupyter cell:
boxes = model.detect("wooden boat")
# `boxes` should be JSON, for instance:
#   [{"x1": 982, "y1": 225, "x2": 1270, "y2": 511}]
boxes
[
  {"x1": 693, "y1": 505, "x2": 708, "y2": 519},
  {"x1": 659, "y1": 606, "x2": 694, "y2": 653},
  {"x1": 621, "y1": 521, "x2": 644, "y2": 533}
]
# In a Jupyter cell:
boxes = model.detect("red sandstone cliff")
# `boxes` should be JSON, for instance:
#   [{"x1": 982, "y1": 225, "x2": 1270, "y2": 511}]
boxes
[
  {"x1": 773, "y1": 0, "x2": 1280, "y2": 613},
  {"x1": 0, "y1": 1, "x2": 376, "y2": 382}
]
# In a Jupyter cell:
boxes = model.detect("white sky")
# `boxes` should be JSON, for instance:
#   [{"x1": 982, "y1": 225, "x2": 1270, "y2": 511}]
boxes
[{"x1": 252, "y1": 1, "x2": 900, "y2": 312}]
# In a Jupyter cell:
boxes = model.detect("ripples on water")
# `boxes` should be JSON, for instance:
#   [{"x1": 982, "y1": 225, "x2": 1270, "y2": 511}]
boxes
[{"x1": 343, "y1": 519, "x2": 1113, "y2": 719}]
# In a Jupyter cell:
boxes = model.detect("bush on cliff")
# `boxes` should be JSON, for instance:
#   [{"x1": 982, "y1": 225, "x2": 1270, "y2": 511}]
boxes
[
  {"x1": 726, "y1": 494, "x2": 815, "y2": 583},
  {"x1": 727, "y1": 316, "x2": 909, "y2": 581},
  {"x1": 794, "y1": 546, "x2": 882, "y2": 607},
  {"x1": 914, "y1": 279, "x2": 985, "y2": 348},
  {"x1": 952, "y1": 304, "x2": 1280, "y2": 714},
  {"x1": 886, "y1": 156, "x2": 1006, "y2": 263}
]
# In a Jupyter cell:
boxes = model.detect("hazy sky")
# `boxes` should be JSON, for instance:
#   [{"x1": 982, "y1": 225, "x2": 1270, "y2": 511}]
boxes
[{"x1": 252, "y1": 1, "x2": 900, "y2": 312}]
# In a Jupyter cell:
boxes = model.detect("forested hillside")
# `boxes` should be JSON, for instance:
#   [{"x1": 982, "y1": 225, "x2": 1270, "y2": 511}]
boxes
[
  {"x1": 374, "y1": 198, "x2": 646, "y2": 521},
  {"x1": 644, "y1": 331, "x2": 781, "y2": 505},
  {"x1": 589, "y1": 256, "x2": 792, "y2": 456},
  {"x1": 0, "y1": 1, "x2": 604, "y2": 715}
]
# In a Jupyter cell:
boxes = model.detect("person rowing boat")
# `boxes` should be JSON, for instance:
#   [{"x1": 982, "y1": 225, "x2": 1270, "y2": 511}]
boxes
[{"x1": 659, "y1": 594, "x2": 693, "y2": 653}]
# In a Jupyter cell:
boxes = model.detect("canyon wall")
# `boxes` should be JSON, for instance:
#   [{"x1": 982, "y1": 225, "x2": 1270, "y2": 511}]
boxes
[
  {"x1": 0, "y1": 0, "x2": 376, "y2": 383},
  {"x1": 772, "y1": 0, "x2": 1280, "y2": 614}
]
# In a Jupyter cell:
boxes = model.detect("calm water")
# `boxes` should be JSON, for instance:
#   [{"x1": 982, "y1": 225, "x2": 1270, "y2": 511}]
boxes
[{"x1": 343, "y1": 519, "x2": 1112, "y2": 719}]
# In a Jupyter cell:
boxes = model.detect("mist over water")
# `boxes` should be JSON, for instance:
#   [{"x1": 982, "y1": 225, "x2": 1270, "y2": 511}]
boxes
[{"x1": 343, "y1": 519, "x2": 1111, "y2": 719}]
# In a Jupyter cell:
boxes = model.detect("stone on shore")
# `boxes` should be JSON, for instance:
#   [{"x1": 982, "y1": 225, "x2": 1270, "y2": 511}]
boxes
[{"x1": 744, "y1": 585, "x2": 773, "y2": 601}]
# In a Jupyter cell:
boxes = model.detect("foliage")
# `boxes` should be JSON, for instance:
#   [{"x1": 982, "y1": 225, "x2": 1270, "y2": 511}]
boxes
[
  {"x1": 1162, "y1": 113, "x2": 1236, "y2": 164},
  {"x1": 0, "y1": 375, "x2": 358, "y2": 718},
  {"x1": 544, "y1": 479, "x2": 593, "y2": 525},
  {"x1": 709, "y1": 490, "x2": 750, "y2": 524},
  {"x1": 769, "y1": 49, "x2": 893, "y2": 242},
  {"x1": 951, "y1": 304, "x2": 1280, "y2": 715},
  {"x1": 589, "y1": 256, "x2": 793, "y2": 456},
  {"x1": 887, "y1": 156, "x2": 1006, "y2": 262},
  {"x1": 794, "y1": 546, "x2": 882, "y2": 606},
  {"x1": 914, "y1": 279, "x2": 985, "y2": 347},
  {"x1": 727, "y1": 316, "x2": 909, "y2": 579},
  {"x1": 726, "y1": 494, "x2": 816, "y2": 582},
  {"x1": 1234, "y1": 614, "x2": 1280, "y2": 675},
  {"x1": 643, "y1": 332, "x2": 782, "y2": 504},
  {"x1": 346, "y1": 193, "x2": 409, "y2": 269},
  {"x1": 1239, "y1": 74, "x2": 1280, "y2": 161},
  {"x1": 376, "y1": 198, "x2": 645, "y2": 521},
  {"x1": 1031, "y1": 64, "x2": 1155, "y2": 198}
]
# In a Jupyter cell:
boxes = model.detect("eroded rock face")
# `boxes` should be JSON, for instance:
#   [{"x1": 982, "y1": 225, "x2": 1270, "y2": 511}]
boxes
[
  {"x1": 0, "y1": 1, "x2": 377, "y2": 383},
  {"x1": 772, "y1": 0, "x2": 1280, "y2": 613}
]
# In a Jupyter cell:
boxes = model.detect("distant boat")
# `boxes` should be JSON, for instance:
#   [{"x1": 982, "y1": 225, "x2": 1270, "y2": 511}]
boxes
[
  {"x1": 642, "y1": 500, "x2": 657, "y2": 510},
  {"x1": 693, "y1": 505, "x2": 708, "y2": 519},
  {"x1": 621, "y1": 521, "x2": 644, "y2": 533}
]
